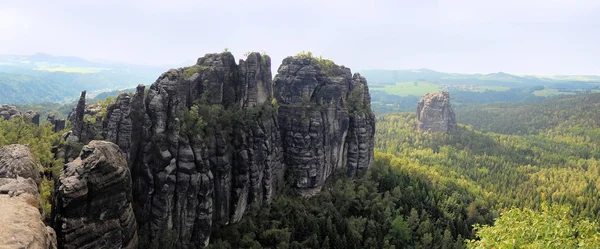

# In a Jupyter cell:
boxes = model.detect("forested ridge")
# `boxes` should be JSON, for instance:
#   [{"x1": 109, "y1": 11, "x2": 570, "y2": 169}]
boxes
[{"x1": 456, "y1": 93, "x2": 600, "y2": 135}]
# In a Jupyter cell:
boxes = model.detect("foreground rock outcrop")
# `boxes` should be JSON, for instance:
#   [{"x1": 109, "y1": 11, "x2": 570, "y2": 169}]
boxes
[
  {"x1": 417, "y1": 92, "x2": 457, "y2": 133},
  {"x1": 52, "y1": 140, "x2": 137, "y2": 249},
  {"x1": 64, "y1": 52, "x2": 375, "y2": 248},
  {"x1": 0, "y1": 144, "x2": 57, "y2": 249}
]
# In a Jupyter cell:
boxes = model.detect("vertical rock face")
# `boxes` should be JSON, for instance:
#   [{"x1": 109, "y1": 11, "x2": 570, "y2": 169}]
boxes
[
  {"x1": 47, "y1": 113, "x2": 66, "y2": 133},
  {"x1": 130, "y1": 52, "x2": 282, "y2": 249},
  {"x1": 102, "y1": 92, "x2": 135, "y2": 161},
  {"x1": 274, "y1": 55, "x2": 375, "y2": 193},
  {"x1": 52, "y1": 141, "x2": 137, "y2": 249},
  {"x1": 64, "y1": 52, "x2": 375, "y2": 248},
  {"x1": 0, "y1": 144, "x2": 57, "y2": 249},
  {"x1": 417, "y1": 92, "x2": 457, "y2": 133}
]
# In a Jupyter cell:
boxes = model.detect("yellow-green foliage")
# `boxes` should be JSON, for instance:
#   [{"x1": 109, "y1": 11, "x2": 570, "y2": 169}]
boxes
[
  {"x1": 183, "y1": 65, "x2": 209, "y2": 80},
  {"x1": 467, "y1": 204, "x2": 600, "y2": 248},
  {"x1": 271, "y1": 98, "x2": 279, "y2": 114},
  {"x1": 347, "y1": 85, "x2": 368, "y2": 115},
  {"x1": 0, "y1": 117, "x2": 63, "y2": 220},
  {"x1": 376, "y1": 112, "x2": 600, "y2": 220},
  {"x1": 180, "y1": 104, "x2": 207, "y2": 137},
  {"x1": 296, "y1": 51, "x2": 337, "y2": 75},
  {"x1": 84, "y1": 96, "x2": 117, "y2": 124},
  {"x1": 0, "y1": 117, "x2": 63, "y2": 172},
  {"x1": 40, "y1": 178, "x2": 54, "y2": 216},
  {"x1": 83, "y1": 114, "x2": 97, "y2": 124}
]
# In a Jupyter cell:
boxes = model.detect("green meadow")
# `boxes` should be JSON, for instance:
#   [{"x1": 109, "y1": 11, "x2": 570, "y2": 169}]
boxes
[{"x1": 370, "y1": 81, "x2": 441, "y2": 96}]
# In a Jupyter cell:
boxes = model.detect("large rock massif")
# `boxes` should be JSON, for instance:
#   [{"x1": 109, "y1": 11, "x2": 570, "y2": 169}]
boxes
[
  {"x1": 417, "y1": 92, "x2": 457, "y2": 133},
  {"x1": 53, "y1": 140, "x2": 137, "y2": 249},
  {"x1": 0, "y1": 144, "x2": 57, "y2": 249},
  {"x1": 60, "y1": 52, "x2": 375, "y2": 248}
]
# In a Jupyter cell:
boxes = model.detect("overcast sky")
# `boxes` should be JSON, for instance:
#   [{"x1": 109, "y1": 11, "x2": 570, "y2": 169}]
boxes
[{"x1": 1, "y1": 0, "x2": 599, "y2": 75}]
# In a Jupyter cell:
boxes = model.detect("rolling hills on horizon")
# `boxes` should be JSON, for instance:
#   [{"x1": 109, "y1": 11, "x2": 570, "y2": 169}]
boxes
[{"x1": 2, "y1": 52, "x2": 600, "y2": 106}]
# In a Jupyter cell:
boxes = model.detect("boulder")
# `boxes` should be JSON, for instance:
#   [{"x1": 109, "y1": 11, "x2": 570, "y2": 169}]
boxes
[{"x1": 0, "y1": 144, "x2": 57, "y2": 249}]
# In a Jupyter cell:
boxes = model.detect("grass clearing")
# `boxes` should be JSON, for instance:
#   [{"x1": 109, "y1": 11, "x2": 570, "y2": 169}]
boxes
[
  {"x1": 370, "y1": 81, "x2": 441, "y2": 96},
  {"x1": 533, "y1": 88, "x2": 577, "y2": 97}
]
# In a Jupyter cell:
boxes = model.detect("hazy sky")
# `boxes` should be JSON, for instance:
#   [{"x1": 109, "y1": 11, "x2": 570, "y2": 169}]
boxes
[{"x1": 1, "y1": 0, "x2": 599, "y2": 75}]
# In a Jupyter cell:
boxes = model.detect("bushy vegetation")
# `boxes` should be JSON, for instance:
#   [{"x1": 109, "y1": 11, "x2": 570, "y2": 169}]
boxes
[
  {"x1": 180, "y1": 99, "x2": 277, "y2": 140},
  {"x1": 183, "y1": 65, "x2": 209, "y2": 80},
  {"x1": 467, "y1": 204, "x2": 600, "y2": 248},
  {"x1": 347, "y1": 85, "x2": 370, "y2": 115},
  {"x1": 295, "y1": 51, "x2": 337, "y2": 75},
  {"x1": 0, "y1": 117, "x2": 64, "y2": 218}
]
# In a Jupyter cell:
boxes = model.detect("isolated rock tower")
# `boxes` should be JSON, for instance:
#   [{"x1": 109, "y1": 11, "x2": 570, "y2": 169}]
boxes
[{"x1": 417, "y1": 92, "x2": 457, "y2": 133}]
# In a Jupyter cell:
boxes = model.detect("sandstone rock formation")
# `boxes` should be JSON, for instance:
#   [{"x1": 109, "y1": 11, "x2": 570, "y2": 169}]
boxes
[
  {"x1": 274, "y1": 55, "x2": 375, "y2": 193},
  {"x1": 47, "y1": 113, "x2": 66, "y2": 132},
  {"x1": 52, "y1": 140, "x2": 137, "y2": 249},
  {"x1": 0, "y1": 104, "x2": 40, "y2": 125},
  {"x1": 417, "y1": 92, "x2": 457, "y2": 133},
  {"x1": 64, "y1": 52, "x2": 375, "y2": 248},
  {"x1": 0, "y1": 144, "x2": 57, "y2": 249}
]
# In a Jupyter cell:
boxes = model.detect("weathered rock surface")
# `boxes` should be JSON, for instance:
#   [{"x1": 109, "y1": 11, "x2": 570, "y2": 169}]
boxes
[
  {"x1": 417, "y1": 92, "x2": 457, "y2": 133},
  {"x1": 274, "y1": 56, "x2": 375, "y2": 192},
  {"x1": 0, "y1": 144, "x2": 57, "y2": 249},
  {"x1": 64, "y1": 52, "x2": 375, "y2": 248},
  {"x1": 52, "y1": 140, "x2": 137, "y2": 249},
  {"x1": 0, "y1": 104, "x2": 40, "y2": 125},
  {"x1": 47, "y1": 113, "x2": 66, "y2": 133}
]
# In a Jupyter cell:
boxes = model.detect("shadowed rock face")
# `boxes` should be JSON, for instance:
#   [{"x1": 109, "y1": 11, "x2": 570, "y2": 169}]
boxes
[
  {"x1": 47, "y1": 113, "x2": 66, "y2": 133},
  {"x1": 417, "y1": 92, "x2": 457, "y2": 133},
  {"x1": 274, "y1": 56, "x2": 375, "y2": 193},
  {"x1": 52, "y1": 140, "x2": 137, "y2": 249},
  {"x1": 64, "y1": 52, "x2": 375, "y2": 248},
  {"x1": 130, "y1": 52, "x2": 282, "y2": 249},
  {"x1": 0, "y1": 144, "x2": 57, "y2": 249}
]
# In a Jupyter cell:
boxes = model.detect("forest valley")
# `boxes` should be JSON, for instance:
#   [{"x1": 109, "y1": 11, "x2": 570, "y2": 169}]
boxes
[{"x1": 2, "y1": 93, "x2": 600, "y2": 249}]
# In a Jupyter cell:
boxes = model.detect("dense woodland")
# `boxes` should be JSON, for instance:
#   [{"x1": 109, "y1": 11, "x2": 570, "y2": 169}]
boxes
[
  {"x1": 209, "y1": 93, "x2": 600, "y2": 248},
  {"x1": 3, "y1": 92, "x2": 600, "y2": 248}
]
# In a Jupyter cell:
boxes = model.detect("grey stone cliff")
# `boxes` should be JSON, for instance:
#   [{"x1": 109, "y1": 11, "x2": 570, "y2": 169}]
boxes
[
  {"x1": 274, "y1": 55, "x2": 375, "y2": 193},
  {"x1": 417, "y1": 92, "x2": 457, "y2": 133},
  {"x1": 63, "y1": 52, "x2": 375, "y2": 248},
  {"x1": 52, "y1": 140, "x2": 138, "y2": 249}
]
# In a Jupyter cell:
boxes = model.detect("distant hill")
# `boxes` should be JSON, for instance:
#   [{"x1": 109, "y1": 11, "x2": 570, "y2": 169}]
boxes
[
  {"x1": 361, "y1": 69, "x2": 600, "y2": 114},
  {"x1": 0, "y1": 53, "x2": 167, "y2": 104},
  {"x1": 358, "y1": 69, "x2": 600, "y2": 89}
]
